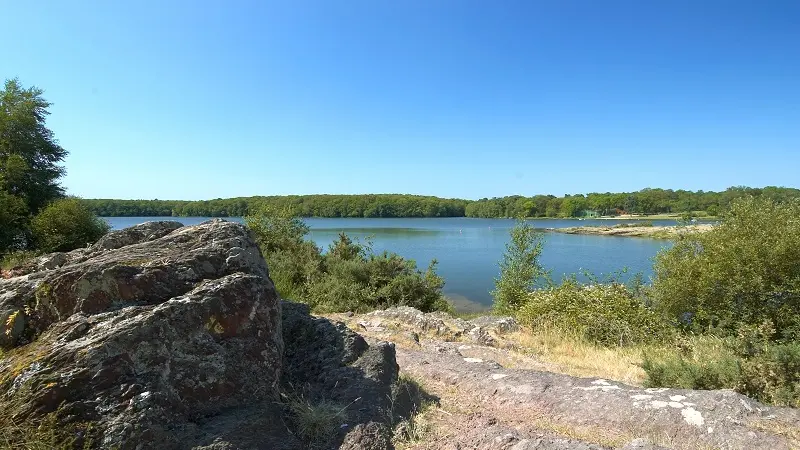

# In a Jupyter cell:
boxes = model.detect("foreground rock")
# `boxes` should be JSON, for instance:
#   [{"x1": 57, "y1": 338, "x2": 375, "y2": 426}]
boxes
[
  {"x1": 333, "y1": 307, "x2": 800, "y2": 450},
  {"x1": 0, "y1": 220, "x2": 403, "y2": 449}
]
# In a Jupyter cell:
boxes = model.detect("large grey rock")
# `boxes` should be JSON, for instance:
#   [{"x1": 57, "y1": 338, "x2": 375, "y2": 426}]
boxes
[
  {"x1": 281, "y1": 301, "x2": 400, "y2": 444},
  {"x1": 0, "y1": 220, "x2": 283, "y2": 448},
  {"x1": 91, "y1": 220, "x2": 184, "y2": 251},
  {"x1": 0, "y1": 220, "x2": 403, "y2": 449},
  {"x1": 0, "y1": 219, "x2": 269, "y2": 348}
]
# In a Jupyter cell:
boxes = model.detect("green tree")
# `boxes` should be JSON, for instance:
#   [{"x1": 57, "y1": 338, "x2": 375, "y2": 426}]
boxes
[
  {"x1": 0, "y1": 190, "x2": 29, "y2": 251},
  {"x1": 651, "y1": 196, "x2": 800, "y2": 341},
  {"x1": 31, "y1": 198, "x2": 110, "y2": 253},
  {"x1": 0, "y1": 79, "x2": 67, "y2": 214},
  {"x1": 492, "y1": 220, "x2": 546, "y2": 314}
]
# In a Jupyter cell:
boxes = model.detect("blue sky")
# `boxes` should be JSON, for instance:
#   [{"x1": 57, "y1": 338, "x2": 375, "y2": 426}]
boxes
[{"x1": 4, "y1": 1, "x2": 799, "y2": 200}]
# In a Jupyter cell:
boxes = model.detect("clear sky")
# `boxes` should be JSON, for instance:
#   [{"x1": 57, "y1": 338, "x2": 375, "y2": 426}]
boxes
[{"x1": 3, "y1": 1, "x2": 799, "y2": 200}]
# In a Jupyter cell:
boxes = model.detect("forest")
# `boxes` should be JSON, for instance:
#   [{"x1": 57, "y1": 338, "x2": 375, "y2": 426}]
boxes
[{"x1": 83, "y1": 186, "x2": 800, "y2": 218}]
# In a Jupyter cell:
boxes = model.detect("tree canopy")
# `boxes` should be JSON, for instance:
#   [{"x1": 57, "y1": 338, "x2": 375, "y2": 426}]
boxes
[
  {"x1": 0, "y1": 78, "x2": 109, "y2": 259},
  {"x1": 0, "y1": 78, "x2": 66, "y2": 213},
  {"x1": 81, "y1": 186, "x2": 800, "y2": 219},
  {"x1": 0, "y1": 79, "x2": 68, "y2": 253}
]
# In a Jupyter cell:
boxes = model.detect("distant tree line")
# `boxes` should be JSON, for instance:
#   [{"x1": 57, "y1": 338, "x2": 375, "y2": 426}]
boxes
[
  {"x1": 82, "y1": 195, "x2": 469, "y2": 218},
  {"x1": 83, "y1": 187, "x2": 800, "y2": 218},
  {"x1": 465, "y1": 186, "x2": 800, "y2": 218}
]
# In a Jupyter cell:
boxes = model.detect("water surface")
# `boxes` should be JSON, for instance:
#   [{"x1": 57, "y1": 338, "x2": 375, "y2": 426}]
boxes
[{"x1": 104, "y1": 217, "x2": 671, "y2": 311}]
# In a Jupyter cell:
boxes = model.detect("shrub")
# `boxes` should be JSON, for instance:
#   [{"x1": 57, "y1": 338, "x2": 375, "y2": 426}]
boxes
[
  {"x1": 492, "y1": 220, "x2": 545, "y2": 314},
  {"x1": 244, "y1": 208, "x2": 449, "y2": 313},
  {"x1": 612, "y1": 221, "x2": 653, "y2": 228},
  {"x1": 643, "y1": 322, "x2": 800, "y2": 407},
  {"x1": 641, "y1": 336, "x2": 741, "y2": 391},
  {"x1": 308, "y1": 250, "x2": 448, "y2": 314},
  {"x1": 0, "y1": 191, "x2": 30, "y2": 254},
  {"x1": 517, "y1": 278, "x2": 673, "y2": 346},
  {"x1": 651, "y1": 196, "x2": 800, "y2": 341},
  {"x1": 30, "y1": 198, "x2": 109, "y2": 253}
]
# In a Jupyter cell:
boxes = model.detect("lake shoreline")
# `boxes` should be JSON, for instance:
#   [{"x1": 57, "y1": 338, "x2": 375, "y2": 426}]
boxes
[{"x1": 545, "y1": 224, "x2": 714, "y2": 239}]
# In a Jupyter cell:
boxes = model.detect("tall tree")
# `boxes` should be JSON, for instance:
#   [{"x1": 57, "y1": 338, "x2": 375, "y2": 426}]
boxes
[{"x1": 0, "y1": 78, "x2": 67, "y2": 214}]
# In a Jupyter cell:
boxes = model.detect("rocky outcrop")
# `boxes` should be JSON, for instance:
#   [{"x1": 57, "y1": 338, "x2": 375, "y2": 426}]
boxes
[
  {"x1": 0, "y1": 220, "x2": 402, "y2": 449},
  {"x1": 357, "y1": 305, "x2": 520, "y2": 348},
  {"x1": 334, "y1": 307, "x2": 800, "y2": 450},
  {"x1": 0, "y1": 220, "x2": 283, "y2": 448}
]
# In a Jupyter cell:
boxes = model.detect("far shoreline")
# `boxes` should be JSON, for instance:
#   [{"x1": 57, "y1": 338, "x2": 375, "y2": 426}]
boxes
[{"x1": 545, "y1": 224, "x2": 714, "y2": 239}]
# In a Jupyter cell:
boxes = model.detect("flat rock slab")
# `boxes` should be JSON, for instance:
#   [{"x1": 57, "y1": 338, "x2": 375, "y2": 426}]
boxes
[{"x1": 397, "y1": 345, "x2": 800, "y2": 449}]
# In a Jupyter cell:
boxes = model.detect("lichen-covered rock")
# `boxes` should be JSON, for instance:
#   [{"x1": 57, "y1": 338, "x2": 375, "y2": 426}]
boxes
[
  {"x1": 91, "y1": 220, "x2": 183, "y2": 251},
  {"x1": 37, "y1": 252, "x2": 67, "y2": 270},
  {"x1": 0, "y1": 220, "x2": 283, "y2": 448},
  {"x1": 362, "y1": 306, "x2": 519, "y2": 348},
  {"x1": 0, "y1": 219, "x2": 268, "y2": 348},
  {"x1": 282, "y1": 301, "x2": 399, "y2": 429}
]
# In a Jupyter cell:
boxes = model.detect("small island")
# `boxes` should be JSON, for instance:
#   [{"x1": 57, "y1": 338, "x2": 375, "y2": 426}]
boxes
[{"x1": 547, "y1": 223, "x2": 714, "y2": 239}]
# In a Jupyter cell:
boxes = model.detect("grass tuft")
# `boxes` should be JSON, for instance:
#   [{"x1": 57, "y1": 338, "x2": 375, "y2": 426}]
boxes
[{"x1": 279, "y1": 388, "x2": 352, "y2": 448}]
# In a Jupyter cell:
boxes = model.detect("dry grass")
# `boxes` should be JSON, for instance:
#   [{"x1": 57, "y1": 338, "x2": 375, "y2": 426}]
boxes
[
  {"x1": 391, "y1": 373, "x2": 437, "y2": 449},
  {"x1": 279, "y1": 389, "x2": 352, "y2": 448},
  {"x1": 749, "y1": 418, "x2": 800, "y2": 448},
  {"x1": 506, "y1": 325, "x2": 652, "y2": 385},
  {"x1": 0, "y1": 412, "x2": 95, "y2": 450}
]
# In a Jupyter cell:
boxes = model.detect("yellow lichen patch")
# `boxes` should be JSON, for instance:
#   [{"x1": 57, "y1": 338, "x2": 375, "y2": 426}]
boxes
[
  {"x1": 0, "y1": 338, "x2": 53, "y2": 386},
  {"x1": 205, "y1": 315, "x2": 225, "y2": 335},
  {"x1": 4, "y1": 310, "x2": 20, "y2": 338},
  {"x1": 120, "y1": 257, "x2": 154, "y2": 267}
]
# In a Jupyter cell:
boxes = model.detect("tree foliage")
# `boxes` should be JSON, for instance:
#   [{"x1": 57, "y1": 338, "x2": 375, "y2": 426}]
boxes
[
  {"x1": 0, "y1": 78, "x2": 108, "y2": 257},
  {"x1": 0, "y1": 78, "x2": 66, "y2": 214},
  {"x1": 643, "y1": 322, "x2": 800, "y2": 407},
  {"x1": 465, "y1": 186, "x2": 800, "y2": 218},
  {"x1": 651, "y1": 196, "x2": 800, "y2": 341},
  {"x1": 517, "y1": 278, "x2": 673, "y2": 346},
  {"x1": 244, "y1": 208, "x2": 449, "y2": 313},
  {"x1": 81, "y1": 186, "x2": 800, "y2": 219},
  {"x1": 31, "y1": 198, "x2": 110, "y2": 253},
  {"x1": 492, "y1": 220, "x2": 546, "y2": 314}
]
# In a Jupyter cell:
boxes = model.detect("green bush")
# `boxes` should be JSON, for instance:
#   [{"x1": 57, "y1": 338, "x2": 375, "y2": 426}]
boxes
[
  {"x1": 612, "y1": 221, "x2": 653, "y2": 228},
  {"x1": 0, "y1": 191, "x2": 30, "y2": 254},
  {"x1": 492, "y1": 220, "x2": 545, "y2": 314},
  {"x1": 643, "y1": 323, "x2": 800, "y2": 407},
  {"x1": 651, "y1": 196, "x2": 800, "y2": 341},
  {"x1": 308, "y1": 246, "x2": 448, "y2": 313},
  {"x1": 244, "y1": 208, "x2": 449, "y2": 313},
  {"x1": 516, "y1": 278, "x2": 673, "y2": 346},
  {"x1": 30, "y1": 198, "x2": 110, "y2": 253},
  {"x1": 642, "y1": 336, "x2": 742, "y2": 391}
]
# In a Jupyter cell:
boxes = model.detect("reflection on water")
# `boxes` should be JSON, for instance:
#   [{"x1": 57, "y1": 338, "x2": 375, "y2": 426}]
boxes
[{"x1": 104, "y1": 217, "x2": 671, "y2": 310}]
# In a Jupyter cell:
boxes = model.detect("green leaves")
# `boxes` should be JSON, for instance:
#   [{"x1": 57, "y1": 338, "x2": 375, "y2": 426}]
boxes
[
  {"x1": 0, "y1": 78, "x2": 73, "y2": 254},
  {"x1": 244, "y1": 209, "x2": 448, "y2": 313},
  {"x1": 518, "y1": 279, "x2": 673, "y2": 346},
  {"x1": 492, "y1": 220, "x2": 546, "y2": 314},
  {"x1": 0, "y1": 78, "x2": 66, "y2": 215},
  {"x1": 651, "y1": 196, "x2": 800, "y2": 341},
  {"x1": 31, "y1": 198, "x2": 110, "y2": 253}
]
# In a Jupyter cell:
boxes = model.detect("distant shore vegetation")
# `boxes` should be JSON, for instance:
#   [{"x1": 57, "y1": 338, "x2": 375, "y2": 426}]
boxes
[{"x1": 83, "y1": 186, "x2": 800, "y2": 218}]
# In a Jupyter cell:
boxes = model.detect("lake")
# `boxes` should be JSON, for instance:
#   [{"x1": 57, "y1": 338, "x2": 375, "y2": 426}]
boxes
[{"x1": 104, "y1": 217, "x2": 674, "y2": 311}]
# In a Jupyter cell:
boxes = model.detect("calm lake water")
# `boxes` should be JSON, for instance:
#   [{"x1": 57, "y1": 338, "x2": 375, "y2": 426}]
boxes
[{"x1": 104, "y1": 217, "x2": 675, "y2": 311}]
